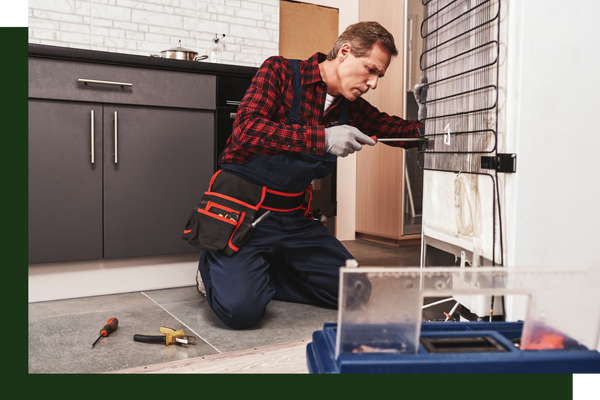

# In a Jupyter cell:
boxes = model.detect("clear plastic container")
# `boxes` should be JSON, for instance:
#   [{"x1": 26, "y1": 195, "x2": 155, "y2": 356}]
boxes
[{"x1": 336, "y1": 266, "x2": 600, "y2": 357}]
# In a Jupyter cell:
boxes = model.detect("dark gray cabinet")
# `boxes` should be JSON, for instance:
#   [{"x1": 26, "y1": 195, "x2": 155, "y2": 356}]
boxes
[
  {"x1": 29, "y1": 100, "x2": 104, "y2": 263},
  {"x1": 29, "y1": 57, "x2": 216, "y2": 264},
  {"x1": 102, "y1": 105, "x2": 213, "y2": 259}
]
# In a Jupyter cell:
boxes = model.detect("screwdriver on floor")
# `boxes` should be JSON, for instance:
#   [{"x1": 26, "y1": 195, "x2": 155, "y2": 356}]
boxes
[{"x1": 92, "y1": 318, "x2": 119, "y2": 348}]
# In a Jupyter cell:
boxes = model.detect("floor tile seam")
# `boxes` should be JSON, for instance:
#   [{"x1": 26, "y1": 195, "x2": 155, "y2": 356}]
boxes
[
  {"x1": 28, "y1": 292, "x2": 164, "y2": 319},
  {"x1": 141, "y1": 291, "x2": 222, "y2": 354},
  {"x1": 27, "y1": 310, "x2": 131, "y2": 322},
  {"x1": 27, "y1": 303, "x2": 161, "y2": 320}
]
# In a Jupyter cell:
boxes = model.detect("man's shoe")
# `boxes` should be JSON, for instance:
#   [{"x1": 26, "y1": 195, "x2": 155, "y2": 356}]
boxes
[{"x1": 196, "y1": 270, "x2": 206, "y2": 297}]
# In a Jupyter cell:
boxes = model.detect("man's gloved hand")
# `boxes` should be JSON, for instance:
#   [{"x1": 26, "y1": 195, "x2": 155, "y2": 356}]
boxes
[
  {"x1": 413, "y1": 76, "x2": 428, "y2": 121},
  {"x1": 324, "y1": 125, "x2": 376, "y2": 157}
]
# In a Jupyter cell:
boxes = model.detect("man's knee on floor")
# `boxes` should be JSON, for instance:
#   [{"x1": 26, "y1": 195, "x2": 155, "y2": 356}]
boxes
[{"x1": 213, "y1": 297, "x2": 267, "y2": 330}]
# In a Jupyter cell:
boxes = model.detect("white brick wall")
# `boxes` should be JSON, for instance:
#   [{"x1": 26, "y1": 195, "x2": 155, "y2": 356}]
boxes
[{"x1": 28, "y1": 0, "x2": 280, "y2": 67}]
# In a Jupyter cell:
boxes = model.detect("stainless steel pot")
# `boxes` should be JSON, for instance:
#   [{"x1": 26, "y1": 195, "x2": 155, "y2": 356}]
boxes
[{"x1": 151, "y1": 40, "x2": 208, "y2": 61}]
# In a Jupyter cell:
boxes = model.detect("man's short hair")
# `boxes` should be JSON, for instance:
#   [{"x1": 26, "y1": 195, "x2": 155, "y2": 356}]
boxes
[{"x1": 326, "y1": 21, "x2": 398, "y2": 61}]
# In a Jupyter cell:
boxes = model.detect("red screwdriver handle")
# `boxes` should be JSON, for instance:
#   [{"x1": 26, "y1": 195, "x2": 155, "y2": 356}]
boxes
[
  {"x1": 358, "y1": 135, "x2": 378, "y2": 145},
  {"x1": 100, "y1": 318, "x2": 119, "y2": 337}
]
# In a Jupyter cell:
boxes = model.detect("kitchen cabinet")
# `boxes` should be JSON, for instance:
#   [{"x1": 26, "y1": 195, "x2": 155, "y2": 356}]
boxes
[
  {"x1": 102, "y1": 105, "x2": 213, "y2": 259},
  {"x1": 29, "y1": 57, "x2": 215, "y2": 264},
  {"x1": 29, "y1": 100, "x2": 104, "y2": 262}
]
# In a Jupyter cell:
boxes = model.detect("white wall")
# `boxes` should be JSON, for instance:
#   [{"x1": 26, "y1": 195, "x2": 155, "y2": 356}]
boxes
[{"x1": 28, "y1": 0, "x2": 280, "y2": 67}]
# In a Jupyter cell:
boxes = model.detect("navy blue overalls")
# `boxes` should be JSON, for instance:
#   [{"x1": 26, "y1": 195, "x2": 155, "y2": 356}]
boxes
[{"x1": 198, "y1": 59, "x2": 356, "y2": 329}]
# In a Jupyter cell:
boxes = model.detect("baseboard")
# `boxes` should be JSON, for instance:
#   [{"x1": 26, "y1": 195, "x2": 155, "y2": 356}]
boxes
[{"x1": 28, "y1": 252, "x2": 201, "y2": 303}]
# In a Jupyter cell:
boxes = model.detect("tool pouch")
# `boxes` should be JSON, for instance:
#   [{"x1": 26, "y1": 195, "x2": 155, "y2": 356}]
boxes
[{"x1": 182, "y1": 170, "x2": 266, "y2": 257}]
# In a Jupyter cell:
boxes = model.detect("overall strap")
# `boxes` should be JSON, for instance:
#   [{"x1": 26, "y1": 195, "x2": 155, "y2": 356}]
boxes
[
  {"x1": 287, "y1": 58, "x2": 350, "y2": 125},
  {"x1": 338, "y1": 98, "x2": 350, "y2": 125},
  {"x1": 287, "y1": 59, "x2": 303, "y2": 125}
]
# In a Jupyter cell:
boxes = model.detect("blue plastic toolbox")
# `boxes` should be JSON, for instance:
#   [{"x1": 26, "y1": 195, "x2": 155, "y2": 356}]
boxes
[{"x1": 306, "y1": 321, "x2": 600, "y2": 374}]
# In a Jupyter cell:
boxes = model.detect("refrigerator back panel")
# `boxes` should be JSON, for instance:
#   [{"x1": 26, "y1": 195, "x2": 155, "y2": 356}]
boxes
[{"x1": 418, "y1": 0, "x2": 511, "y2": 267}]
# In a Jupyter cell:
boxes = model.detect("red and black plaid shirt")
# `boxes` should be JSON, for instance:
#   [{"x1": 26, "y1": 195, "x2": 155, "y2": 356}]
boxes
[{"x1": 220, "y1": 52, "x2": 420, "y2": 165}]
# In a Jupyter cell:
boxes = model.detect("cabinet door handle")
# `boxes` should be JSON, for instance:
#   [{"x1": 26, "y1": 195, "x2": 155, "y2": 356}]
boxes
[
  {"x1": 114, "y1": 111, "x2": 118, "y2": 164},
  {"x1": 78, "y1": 78, "x2": 133, "y2": 87},
  {"x1": 91, "y1": 110, "x2": 95, "y2": 164}
]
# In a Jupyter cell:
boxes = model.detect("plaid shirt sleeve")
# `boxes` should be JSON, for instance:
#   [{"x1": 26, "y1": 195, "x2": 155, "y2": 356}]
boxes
[
  {"x1": 220, "y1": 56, "x2": 325, "y2": 165},
  {"x1": 352, "y1": 98, "x2": 421, "y2": 149}
]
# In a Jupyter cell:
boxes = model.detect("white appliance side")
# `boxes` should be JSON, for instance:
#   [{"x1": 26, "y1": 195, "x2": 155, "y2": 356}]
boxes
[{"x1": 507, "y1": 0, "x2": 600, "y2": 270}]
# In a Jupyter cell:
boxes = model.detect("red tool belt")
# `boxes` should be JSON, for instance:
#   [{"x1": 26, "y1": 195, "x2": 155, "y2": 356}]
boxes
[{"x1": 182, "y1": 170, "x2": 311, "y2": 256}]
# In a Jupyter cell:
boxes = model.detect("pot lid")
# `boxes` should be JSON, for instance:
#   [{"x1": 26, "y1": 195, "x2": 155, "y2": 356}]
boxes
[{"x1": 164, "y1": 40, "x2": 196, "y2": 53}]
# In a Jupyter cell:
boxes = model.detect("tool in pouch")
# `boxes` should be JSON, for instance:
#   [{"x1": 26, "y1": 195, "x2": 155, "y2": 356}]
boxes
[
  {"x1": 133, "y1": 326, "x2": 197, "y2": 346},
  {"x1": 182, "y1": 170, "x2": 269, "y2": 256},
  {"x1": 312, "y1": 208, "x2": 327, "y2": 224}
]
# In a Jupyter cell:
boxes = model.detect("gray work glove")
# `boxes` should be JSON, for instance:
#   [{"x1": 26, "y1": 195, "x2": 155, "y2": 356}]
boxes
[
  {"x1": 324, "y1": 125, "x2": 376, "y2": 157},
  {"x1": 413, "y1": 76, "x2": 428, "y2": 121}
]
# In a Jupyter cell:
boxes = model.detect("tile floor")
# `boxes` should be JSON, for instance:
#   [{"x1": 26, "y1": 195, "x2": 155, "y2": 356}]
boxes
[{"x1": 28, "y1": 239, "x2": 421, "y2": 374}]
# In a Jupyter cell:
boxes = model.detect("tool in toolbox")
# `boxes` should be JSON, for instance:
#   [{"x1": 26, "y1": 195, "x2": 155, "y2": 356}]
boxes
[
  {"x1": 133, "y1": 326, "x2": 197, "y2": 346},
  {"x1": 92, "y1": 317, "x2": 118, "y2": 348}
]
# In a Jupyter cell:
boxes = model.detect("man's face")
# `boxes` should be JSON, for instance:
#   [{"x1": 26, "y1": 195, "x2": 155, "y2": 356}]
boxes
[{"x1": 336, "y1": 42, "x2": 391, "y2": 101}]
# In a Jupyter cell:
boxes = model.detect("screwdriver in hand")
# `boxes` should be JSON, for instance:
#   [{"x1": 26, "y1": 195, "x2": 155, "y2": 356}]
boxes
[
  {"x1": 92, "y1": 318, "x2": 119, "y2": 348},
  {"x1": 367, "y1": 135, "x2": 424, "y2": 143},
  {"x1": 358, "y1": 135, "x2": 425, "y2": 145}
]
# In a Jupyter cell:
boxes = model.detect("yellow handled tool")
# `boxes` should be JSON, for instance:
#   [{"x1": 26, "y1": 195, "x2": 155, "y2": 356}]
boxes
[{"x1": 133, "y1": 326, "x2": 196, "y2": 346}]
